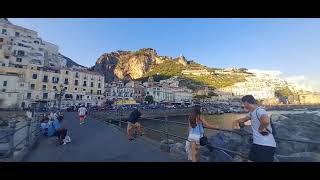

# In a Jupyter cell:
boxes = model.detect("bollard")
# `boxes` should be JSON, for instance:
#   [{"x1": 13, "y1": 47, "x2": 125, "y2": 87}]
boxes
[{"x1": 7, "y1": 120, "x2": 16, "y2": 161}]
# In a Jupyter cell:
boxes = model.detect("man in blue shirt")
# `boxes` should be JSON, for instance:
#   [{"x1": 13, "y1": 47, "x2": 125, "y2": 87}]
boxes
[{"x1": 47, "y1": 113, "x2": 68, "y2": 145}]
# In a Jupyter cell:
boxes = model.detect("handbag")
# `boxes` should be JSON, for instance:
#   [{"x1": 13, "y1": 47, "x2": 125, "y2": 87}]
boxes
[{"x1": 199, "y1": 122, "x2": 208, "y2": 146}]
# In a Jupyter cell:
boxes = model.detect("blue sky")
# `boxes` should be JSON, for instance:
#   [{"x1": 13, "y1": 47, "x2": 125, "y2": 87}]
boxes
[{"x1": 9, "y1": 18, "x2": 320, "y2": 91}]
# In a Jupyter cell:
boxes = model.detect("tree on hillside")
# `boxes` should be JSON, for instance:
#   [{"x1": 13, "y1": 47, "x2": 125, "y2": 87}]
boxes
[
  {"x1": 275, "y1": 86, "x2": 294, "y2": 98},
  {"x1": 239, "y1": 68, "x2": 248, "y2": 72},
  {"x1": 145, "y1": 95, "x2": 154, "y2": 104}
]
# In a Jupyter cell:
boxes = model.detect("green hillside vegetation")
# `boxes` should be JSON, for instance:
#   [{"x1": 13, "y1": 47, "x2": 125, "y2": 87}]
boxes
[
  {"x1": 134, "y1": 59, "x2": 246, "y2": 90},
  {"x1": 275, "y1": 86, "x2": 294, "y2": 98}
]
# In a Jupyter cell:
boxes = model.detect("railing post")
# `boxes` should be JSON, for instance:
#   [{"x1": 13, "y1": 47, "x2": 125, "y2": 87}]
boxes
[
  {"x1": 8, "y1": 120, "x2": 16, "y2": 161},
  {"x1": 164, "y1": 116, "x2": 169, "y2": 152},
  {"x1": 118, "y1": 109, "x2": 122, "y2": 128},
  {"x1": 24, "y1": 117, "x2": 32, "y2": 149}
]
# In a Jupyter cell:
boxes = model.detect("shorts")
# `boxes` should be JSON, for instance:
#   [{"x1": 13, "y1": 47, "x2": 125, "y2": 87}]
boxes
[
  {"x1": 79, "y1": 115, "x2": 86, "y2": 121},
  {"x1": 249, "y1": 144, "x2": 276, "y2": 162},
  {"x1": 127, "y1": 122, "x2": 141, "y2": 131},
  {"x1": 188, "y1": 134, "x2": 201, "y2": 145}
]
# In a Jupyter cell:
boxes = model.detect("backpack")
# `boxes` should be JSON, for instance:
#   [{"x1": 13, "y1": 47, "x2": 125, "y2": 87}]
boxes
[{"x1": 254, "y1": 107, "x2": 277, "y2": 137}]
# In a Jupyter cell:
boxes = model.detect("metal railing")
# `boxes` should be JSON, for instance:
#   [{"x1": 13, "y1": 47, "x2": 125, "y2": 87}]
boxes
[
  {"x1": 0, "y1": 113, "x2": 42, "y2": 162},
  {"x1": 101, "y1": 110, "x2": 320, "y2": 162}
]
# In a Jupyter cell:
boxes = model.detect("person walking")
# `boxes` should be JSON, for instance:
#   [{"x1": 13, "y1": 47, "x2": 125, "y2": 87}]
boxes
[{"x1": 78, "y1": 105, "x2": 87, "y2": 125}]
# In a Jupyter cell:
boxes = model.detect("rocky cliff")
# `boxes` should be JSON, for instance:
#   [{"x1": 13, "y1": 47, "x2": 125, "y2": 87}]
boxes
[{"x1": 93, "y1": 48, "x2": 190, "y2": 82}]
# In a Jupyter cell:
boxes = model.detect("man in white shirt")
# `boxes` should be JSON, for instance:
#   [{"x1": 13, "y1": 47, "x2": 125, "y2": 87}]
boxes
[
  {"x1": 78, "y1": 105, "x2": 87, "y2": 125},
  {"x1": 232, "y1": 95, "x2": 276, "y2": 162}
]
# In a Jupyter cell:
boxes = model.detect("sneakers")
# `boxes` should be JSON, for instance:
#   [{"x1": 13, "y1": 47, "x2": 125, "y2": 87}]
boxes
[{"x1": 80, "y1": 121, "x2": 85, "y2": 125}]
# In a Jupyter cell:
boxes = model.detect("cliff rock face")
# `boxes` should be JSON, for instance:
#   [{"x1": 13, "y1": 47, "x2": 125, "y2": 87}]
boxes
[{"x1": 93, "y1": 48, "x2": 175, "y2": 82}]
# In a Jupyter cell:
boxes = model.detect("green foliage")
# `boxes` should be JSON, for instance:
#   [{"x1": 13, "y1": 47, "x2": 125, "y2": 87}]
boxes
[
  {"x1": 134, "y1": 59, "x2": 247, "y2": 90},
  {"x1": 183, "y1": 74, "x2": 246, "y2": 89},
  {"x1": 275, "y1": 86, "x2": 294, "y2": 98},
  {"x1": 145, "y1": 95, "x2": 154, "y2": 104},
  {"x1": 208, "y1": 91, "x2": 218, "y2": 97},
  {"x1": 239, "y1": 68, "x2": 248, "y2": 72},
  {"x1": 145, "y1": 60, "x2": 183, "y2": 77}
]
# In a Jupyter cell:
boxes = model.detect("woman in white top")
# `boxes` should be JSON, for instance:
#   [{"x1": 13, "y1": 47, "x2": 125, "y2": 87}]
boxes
[{"x1": 188, "y1": 105, "x2": 217, "y2": 162}]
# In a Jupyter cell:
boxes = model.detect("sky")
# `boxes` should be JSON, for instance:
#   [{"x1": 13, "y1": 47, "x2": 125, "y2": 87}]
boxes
[{"x1": 9, "y1": 18, "x2": 320, "y2": 91}]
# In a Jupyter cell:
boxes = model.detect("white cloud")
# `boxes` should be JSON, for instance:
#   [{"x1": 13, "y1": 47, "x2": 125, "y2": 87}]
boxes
[
  {"x1": 285, "y1": 76, "x2": 320, "y2": 92},
  {"x1": 247, "y1": 69, "x2": 282, "y2": 77},
  {"x1": 248, "y1": 69, "x2": 320, "y2": 92}
]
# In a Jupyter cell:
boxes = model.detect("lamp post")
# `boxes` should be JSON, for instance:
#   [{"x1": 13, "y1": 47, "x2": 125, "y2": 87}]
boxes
[{"x1": 56, "y1": 84, "x2": 65, "y2": 111}]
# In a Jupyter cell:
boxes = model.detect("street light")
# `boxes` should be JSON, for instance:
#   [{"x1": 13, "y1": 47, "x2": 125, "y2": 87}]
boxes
[{"x1": 55, "y1": 84, "x2": 65, "y2": 111}]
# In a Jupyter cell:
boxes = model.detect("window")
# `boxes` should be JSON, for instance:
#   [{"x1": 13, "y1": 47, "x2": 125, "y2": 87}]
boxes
[
  {"x1": 83, "y1": 81, "x2": 87, "y2": 87},
  {"x1": 84, "y1": 76, "x2": 87, "y2": 80},
  {"x1": 43, "y1": 75, "x2": 48, "y2": 82},
  {"x1": 75, "y1": 88, "x2": 77, "y2": 91},
  {"x1": 37, "y1": 67, "x2": 41, "y2": 70},
  {"x1": 0, "y1": 45, "x2": 2, "y2": 49},
  {"x1": 30, "y1": 84, "x2": 35, "y2": 90},
  {"x1": 16, "y1": 58, "x2": 22, "y2": 62},
  {"x1": 2, "y1": 63, "x2": 5, "y2": 66},
  {"x1": 42, "y1": 85, "x2": 46, "y2": 90},
  {"x1": 64, "y1": 78, "x2": 68, "y2": 85},
  {"x1": 15, "y1": 32, "x2": 20, "y2": 37},
  {"x1": 3, "y1": 81, "x2": 7, "y2": 87},
  {"x1": 98, "y1": 83, "x2": 101, "y2": 88},
  {"x1": 34, "y1": 41, "x2": 39, "y2": 44},
  {"x1": 90, "y1": 90, "x2": 93, "y2": 94},
  {"x1": 32, "y1": 74, "x2": 37, "y2": 79},
  {"x1": 43, "y1": 93, "x2": 48, "y2": 99},
  {"x1": 64, "y1": 87, "x2": 67, "y2": 90},
  {"x1": 52, "y1": 77, "x2": 59, "y2": 83},
  {"x1": 83, "y1": 89, "x2": 86, "y2": 92},
  {"x1": 0, "y1": 38, "x2": 3, "y2": 42},
  {"x1": 65, "y1": 71, "x2": 69, "y2": 75},
  {"x1": 91, "y1": 82, "x2": 94, "y2": 87},
  {"x1": 55, "y1": 94, "x2": 59, "y2": 99},
  {"x1": 2, "y1": 89, "x2": 5, "y2": 92},
  {"x1": 74, "y1": 80, "x2": 78, "y2": 86},
  {"x1": 20, "y1": 83, "x2": 24, "y2": 87},
  {"x1": 75, "y1": 72, "x2": 79, "y2": 78},
  {"x1": 2, "y1": 29, "x2": 7, "y2": 34},
  {"x1": 17, "y1": 50, "x2": 25, "y2": 56},
  {"x1": 27, "y1": 93, "x2": 31, "y2": 99},
  {"x1": 97, "y1": 90, "x2": 102, "y2": 95},
  {"x1": 87, "y1": 96, "x2": 89, "y2": 99},
  {"x1": 53, "y1": 86, "x2": 56, "y2": 90}
]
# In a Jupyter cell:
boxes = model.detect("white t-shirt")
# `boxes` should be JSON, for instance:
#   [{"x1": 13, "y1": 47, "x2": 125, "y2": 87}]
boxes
[
  {"x1": 247, "y1": 107, "x2": 276, "y2": 147},
  {"x1": 78, "y1": 107, "x2": 87, "y2": 116}
]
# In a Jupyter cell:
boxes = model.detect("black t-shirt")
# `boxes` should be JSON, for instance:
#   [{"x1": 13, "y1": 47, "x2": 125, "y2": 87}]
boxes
[{"x1": 128, "y1": 110, "x2": 141, "y2": 124}]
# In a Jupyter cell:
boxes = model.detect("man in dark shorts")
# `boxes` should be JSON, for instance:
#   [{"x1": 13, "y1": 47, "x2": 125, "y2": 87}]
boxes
[
  {"x1": 232, "y1": 95, "x2": 276, "y2": 162},
  {"x1": 127, "y1": 109, "x2": 143, "y2": 141}
]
